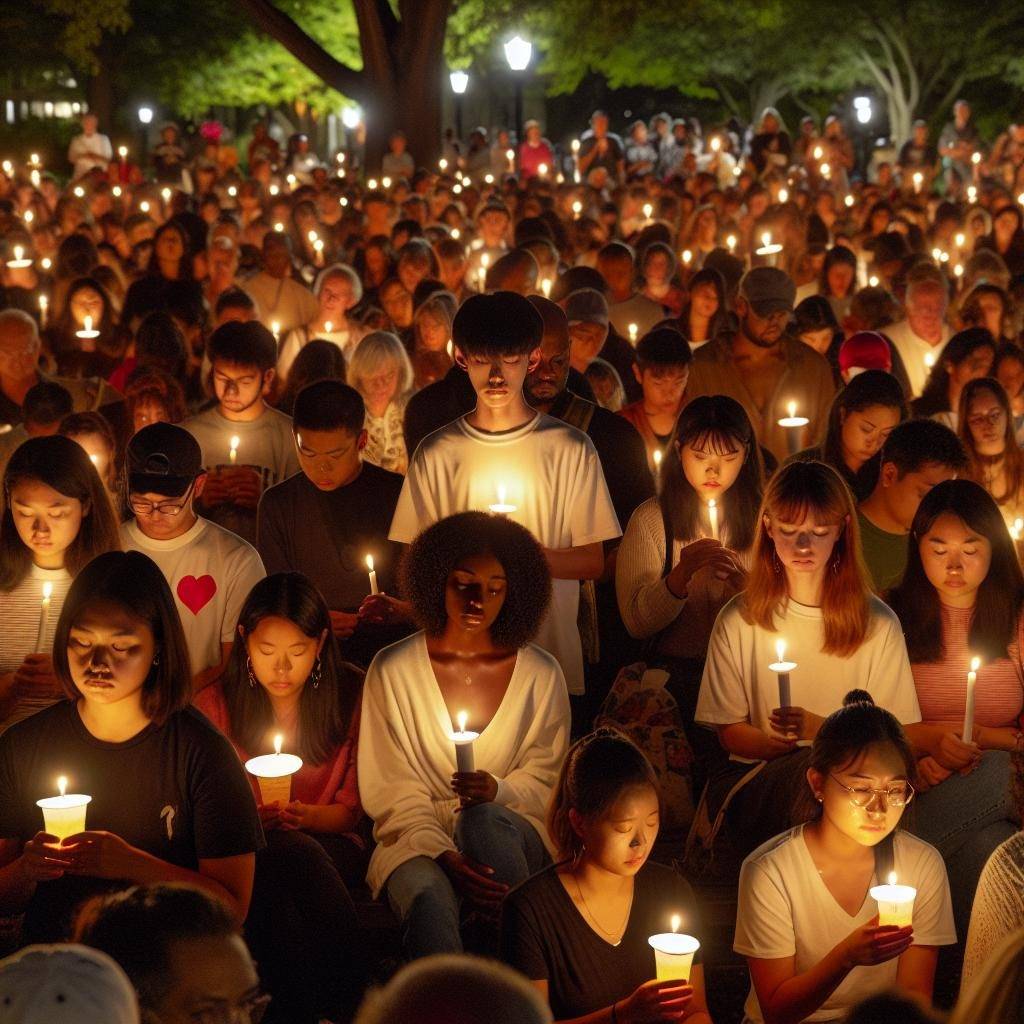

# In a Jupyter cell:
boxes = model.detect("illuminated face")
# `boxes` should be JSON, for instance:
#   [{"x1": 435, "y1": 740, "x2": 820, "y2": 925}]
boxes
[
  {"x1": 155, "y1": 934, "x2": 261, "y2": 1024},
  {"x1": 295, "y1": 427, "x2": 363, "y2": 491},
  {"x1": 67, "y1": 600, "x2": 156, "y2": 709},
  {"x1": 690, "y1": 281, "x2": 719, "y2": 319},
  {"x1": 9, "y1": 479, "x2": 87, "y2": 569},
  {"x1": 416, "y1": 312, "x2": 449, "y2": 353},
  {"x1": 0, "y1": 327, "x2": 40, "y2": 379},
  {"x1": 636, "y1": 366, "x2": 689, "y2": 412},
  {"x1": 443, "y1": 554, "x2": 508, "y2": 635},
  {"x1": 919, "y1": 511, "x2": 991, "y2": 607},
  {"x1": 644, "y1": 251, "x2": 671, "y2": 286},
  {"x1": 526, "y1": 335, "x2": 571, "y2": 404},
  {"x1": 245, "y1": 614, "x2": 324, "y2": 701},
  {"x1": 966, "y1": 387, "x2": 1007, "y2": 457},
  {"x1": 318, "y1": 275, "x2": 356, "y2": 321},
  {"x1": 459, "y1": 348, "x2": 539, "y2": 412},
  {"x1": 974, "y1": 293, "x2": 1005, "y2": 338},
  {"x1": 155, "y1": 227, "x2": 185, "y2": 265},
  {"x1": 69, "y1": 286, "x2": 104, "y2": 330},
  {"x1": 996, "y1": 355, "x2": 1024, "y2": 400},
  {"x1": 765, "y1": 511, "x2": 845, "y2": 578},
  {"x1": 212, "y1": 360, "x2": 271, "y2": 415},
  {"x1": 573, "y1": 783, "x2": 660, "y2": 877},
  {"x1": 808, "y1": 742, "x2": 909, "y2": 848},
  {"x1": 948, "y1": 348, "x2": 995, "y2": 400},
  {"x1": 680, "y1": 433, "x2": 745, "y2": 504},
  {"x1": 361, "y1": 363, "x2": 401, "y2": 409},
  {"x1": 738, "y1": 299, "x2": 788, "y2": 347},
  {"x1": 568, "y1": 321, "x2": 607, "y2": 368},
  {"x1": 799, "y1": 327, "x2": 833, "y2": 355},
  {"x1": 839, "y1": 404, "x2": 901, "y2": 470},
  {"x1": 826, "y1": 261, "x2": 855, "y2": 297}
]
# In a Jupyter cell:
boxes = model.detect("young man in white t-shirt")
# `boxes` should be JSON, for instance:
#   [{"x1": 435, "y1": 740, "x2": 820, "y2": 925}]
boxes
[
  {"x1": 389, "y1": 291, "x2": 621, "y2": 700},
  {"x1": 121, "y1": 422, "x2": 266, "y2": 689},
  {"x1": 184, "y1": 320, "x2": 299, "y2": 544}
]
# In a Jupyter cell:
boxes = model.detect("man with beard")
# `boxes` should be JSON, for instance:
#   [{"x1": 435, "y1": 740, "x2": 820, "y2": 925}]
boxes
[{"x1": 685, "y1": 267, "x2": 834, "y2": 464}]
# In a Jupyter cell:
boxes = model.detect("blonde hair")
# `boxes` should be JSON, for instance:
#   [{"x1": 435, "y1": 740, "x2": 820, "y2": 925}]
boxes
[{"x1": 348, "y1": 330, "x2": 414, "y2": 399}]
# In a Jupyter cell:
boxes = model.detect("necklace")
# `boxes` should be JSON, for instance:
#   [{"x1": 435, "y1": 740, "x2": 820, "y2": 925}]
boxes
[{"x1": 573, "y1": 871, "x2": 631, "y2": 946}]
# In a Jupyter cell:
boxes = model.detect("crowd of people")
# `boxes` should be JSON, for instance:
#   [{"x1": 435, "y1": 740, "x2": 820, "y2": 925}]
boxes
[{"x1": 0, "y1": 98, "x2": 1023, "y2": 1023}]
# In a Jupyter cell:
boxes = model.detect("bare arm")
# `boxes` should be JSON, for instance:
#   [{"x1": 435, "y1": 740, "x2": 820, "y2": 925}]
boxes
[
  {"x1": 543, "y1": 541, "x2": 605, "y2": 581},
  {"x1": 716, "y1": 722, "x2": 798, "y2": 762}
]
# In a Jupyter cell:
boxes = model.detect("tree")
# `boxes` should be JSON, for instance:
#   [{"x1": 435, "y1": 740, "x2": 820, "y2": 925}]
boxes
[{"x1": 234, "y1": 0, "x2": 451, "y2": 169}]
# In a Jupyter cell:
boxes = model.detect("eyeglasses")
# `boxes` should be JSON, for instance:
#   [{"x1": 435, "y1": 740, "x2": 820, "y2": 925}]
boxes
[
  {"x1": 829, "y1": 774, "x2": 914, "y2": 809},
  {"x1": 189, "y1": 992, "x2": 271, "y2": 1024},
  {"x1": 128, "y1": 479, "x2": 196, "y2": 516},
  {"x1": 967, "y1": 409, "x2": 1005, "y2": 429}
]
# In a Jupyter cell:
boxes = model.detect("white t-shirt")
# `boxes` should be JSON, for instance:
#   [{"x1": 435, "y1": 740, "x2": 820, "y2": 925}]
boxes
[
  {"x1": 121, "y1": 518, "x2": 266, "y2": 675},
  {"x1": 185, "y1": 405, "x2": 299, "y2": 486},
  {"x1": 696, "y1": 595, "x2": 921, "y2": 758},
  {"x1": 885, "y1": 319, "x2": 952, "y2": 398},
  {"x1": 388, "y1": 413, "x2": 621, "y2": 695},
  {"x1": 735, "y1": 825, "x2": 956, "y2": 1023}
]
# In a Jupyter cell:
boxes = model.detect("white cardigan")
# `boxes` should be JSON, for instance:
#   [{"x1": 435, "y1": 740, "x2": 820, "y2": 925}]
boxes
[{"x1": 358, "y1": 632, "x2": 570, "y2": 897}]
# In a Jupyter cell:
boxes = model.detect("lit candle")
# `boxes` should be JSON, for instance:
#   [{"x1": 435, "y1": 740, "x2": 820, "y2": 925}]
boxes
[
  {"x1": 23, "y1": 210, "x2": 33, "y2": 225},
  {"x1": 778, "y1": 187, "x2": 789, "y2": 204},
  {"x1": 228, "y1": 435, "x2": 239, "y2": 464},
  {"x1": 971, "y1": 151, "x2": 981, "y2": 166},
  {"x1": 628, "y1": 323, "x2": 639, "y2": 345},
  {"x1": 73, "y1": 186, "x2": 85, "y2": 199},
  {"x1": 227, "y1": 185, "x2": 237, "y2": 198},
  {"x1": 648, "y1": 915, "x2": 700, "y2": 981},
  {"x1": 367, "y1": 178, "x2": 378, "y2": 190},
  {"x1": 1012, "y1": 517, "x2": 1023, "y2": 543},
  {"x1": 269, "y1": 184, "x2": 280, "y2": 196},
  {"x1": 726, "y1": 234, "x2": 736, "y2": 254},
  {"x1": 452, "y1": 710, "x2": 479, "y2": 773},
  {"x1": 961, "y1": 656, "x2": 980, "y2": 742},
  {"x1": 682, "y1": 249, "x2": 692, "y2": 266},
  {"x1": 451, "y1": 228, "x2": 460, "y2": 240},
  {"x1": 540, "y1": 278, "x2": 552, "y2": 298},
  {"x1": 139, "y1": 200, "x2": 150, "y2": 214},
  {"x1": 924, "y1": 351, "x2": 936, "y2": 375},
  {"x1": 245, "y1": 734, "x2": 303, "y2": 806},
  {"x1": 287, "y1": 173, "x2": 298, "y2": 189},
  {"x1": 710, "y1": 136, "x2": 721, "y2": 153},
  {"x1": 819, "y1": 162, "x2": 831, "y2": 178},
  {"x1": 439, "y1": 158, "x2": 448, "y2": 172},
  {"x1": 813, "y1": 145, "x2": 823, "y2": 161},
  {"x1": 755, "y1": 231, "x2": 783, "y2": 267},
  {"x1": 868, "y1": 275, "x2": 879, "y2": 288},
  {"x1": 366, "y1": 554, "x2": 379, "y2": 596},
  {"x1": 478, "y1": 252, "x2": 490, "y2": 290},
  {"x1": 955, "y1": 232, "x2": 966, "y2": 250},
  {"x1": 571, "y1": 138, "x2": 581, "y2": 156},
  {"x1": 38, "y1": 293, "x2": 48, "y2": 328},
  {"x1": 506, "y1": 148, "x2": 515, "y2": 172},
  {"x1": 653, "y1": 449, "x2": 662, "y2": 474},
  {"x1": 313, "y1": 238, "x2": 325, "y2": 266},
  {"x1": 75, "y1": 315, "x2": 99, "y2": 340},
  {"x1": 30, "y1": 169, "x2": 40, "y2": 188},
  {"x1": 707, "y1": 498, "x2": 719, "y2": 541},
  {"x1": 769, "y1": 638, "x2": 795, "y2": 709},
  {"x1": 271, "y1": 321, "x2": 281, "y2": 343},
  {"x1": 323, "y1": 320, "x2": 334, "y2": 334},
  {"x1": 35, "y1": 580, "x2": 53, "y2": 653},
  {"x1": 572, "y1": 200, "x2": 583, "y2": 217},
  {"x1": 6, "y1": 245, "x2": 32, "y2": 269},
  {"x1": 382, "y1": 176, "x2": 392, "y2": 189},
  {"x1": 777, "y1": 401, "x2": 809, "y2": 456},
  {"x1": 643, "y1": 202, "x2": 654, "y2": 221},
  {"x1": 161, "y1": 187, "x2": 171, "y2": 204},
  {"x1": 40, "y1": 256, "x2": 51, "y2": 271},
  {"x1": 484, "y1": 174, "x2": 494, "y2": 185},
  {"x1": 913, "y1": 171, "x2": 923, "y2": 193},
  {"x1": 36, "y1": 776, "x2": 91, "y2": 844},
  {"x1": 870, "y1": 871, "x2": 916, "y2": 927},
  {"x1": 488, "y1": 483, "x2": 517, "y2": 515},
  {"x1": 538, "y1": 163, "x2": 548, "y2": 178},
  {"x1": 968, "y1": 185, "x2": 978, "y2": 204}
]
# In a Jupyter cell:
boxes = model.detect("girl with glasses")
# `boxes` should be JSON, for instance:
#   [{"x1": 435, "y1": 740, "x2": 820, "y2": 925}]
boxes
[{"x1": 736, "y1": 691, "x2": 955, "y2": 1024}]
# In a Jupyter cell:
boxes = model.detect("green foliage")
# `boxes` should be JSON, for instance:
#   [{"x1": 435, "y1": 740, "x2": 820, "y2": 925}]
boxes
[{"x1": 39, "y1": 0, "x2": 131, "y2": 72}]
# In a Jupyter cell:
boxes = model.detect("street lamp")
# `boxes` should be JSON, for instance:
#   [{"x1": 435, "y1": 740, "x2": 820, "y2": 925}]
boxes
[
  {"x1": 504, "y1": 35, "x2": 532, "y2": 166},
  {"x1": 137, "y1": 105, "x2": 154, "y2": 167},
  {"x1": 449, "y1": 70, "x2": 469, "y2": 142},
  {"x1": 853, "y1": 95, "x2": 872, "y2": 125},
  {"x1": 137, "y1": 105, "x2": 153, "y2": 125},
  {"x1": 341, "y1": 105, "x2": 361, "y2": 130}
]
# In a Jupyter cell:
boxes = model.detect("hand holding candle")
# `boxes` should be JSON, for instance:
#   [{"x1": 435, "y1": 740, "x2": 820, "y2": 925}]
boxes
[
  {"x1": 452, "y1": 711, "x2": 479, "y2": 773},
  {"x1": 961, "y1": 656, "x2": 980, "y2": 742},
  {"x1": 37, "y1": 776, "x2": 91, "y2": 844},
  {"x1": 245, "y1": 734, "x2": 303, "y2": 806},
  {"x1": 366, "y1": 554, "x2": 379, "y2": 595},
  {"x1": 648, "y1": 915, "x2": 700, "y2": 981},
  {"x1": 870, "y1": 871, "x2": 916, "y2": 927}
]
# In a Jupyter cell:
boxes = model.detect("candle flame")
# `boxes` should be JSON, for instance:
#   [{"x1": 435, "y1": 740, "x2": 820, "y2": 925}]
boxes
[
  {"x1": 787, "y1": 400, "x2": 796, "y2": 418},
  {"x1": 887, "y1": 870, "x2": 897, "y2": 886},
  {"x1": 271, "y1": 321, "x2": 281, "y2": 336},
  {"x1": 457, "y1": 710, "x2": 468, "y2": 733},
  {"x1": 13, "y1": 246, "x2": 23, "y2": 260},
  {"x1": 653, "y1": 449, "x2": 662, "y2": 468},
  {"x1": 230, "y1": 435, "x2": 240, "y2": 451},
  {"x1": 324, "y1": 321, "x2": 333, "y2": 333},
  {"x1": 682, "y1": 249, "x2": 692, "y2": 263},
  {"x1": 970, "y1": 656, "x2": 980, "y2": 672},
  {"x1": 761, "y1": 231, "x2": 771, "y2": 247},
  {"x1": 497, "y1": 483, "x2": 507, "y2": 504},
  {"x1": 1016, "y1": 518, "x2": 1023, "y2": 532},
  {"x1": 776, "y1": 638, "x2": 786, "y2": 662},
  {"x1": 42, "y1": 581, "x2": 53, "y2": 600},
  {"x1": 366, "y1": 554, "x2": 374, "y2": 572},
  {"x1": 273, "y1": 734, "x2": 283, "y2": 755},
  {"x1": 58, "y1": 776, "x2": 67, "y2": 797},
  {"x1": 84, "y1": 315, "x2": 93, "y2": 332},
  {"x1": 671, "y1": 914, "x2": 681, "y2": 933},
  {"x1": 708, "y1": 498, "x2": 717, "y2": 513}
]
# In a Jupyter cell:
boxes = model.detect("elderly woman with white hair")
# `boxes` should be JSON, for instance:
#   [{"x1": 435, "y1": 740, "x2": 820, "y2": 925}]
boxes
[
  {"x1": 277, "y1": 263, "x2": 365, "y2": 381},
  {"x1": 347, "y1": 329, "x2": 415, "y2": 474}
]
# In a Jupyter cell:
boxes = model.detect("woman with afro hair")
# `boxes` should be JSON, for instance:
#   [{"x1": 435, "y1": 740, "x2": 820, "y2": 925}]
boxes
[{"x1": 358, "y1": 510, "x2": 570, "y2": 960}]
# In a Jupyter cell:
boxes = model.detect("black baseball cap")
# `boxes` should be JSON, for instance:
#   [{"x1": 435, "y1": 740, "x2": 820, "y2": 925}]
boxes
[
  {"x1": 126, "y1": 422, "x2": 203, "y2": 497},
  {"x1": 738, "y1": 266, "x2": 796, "y2": 316}
]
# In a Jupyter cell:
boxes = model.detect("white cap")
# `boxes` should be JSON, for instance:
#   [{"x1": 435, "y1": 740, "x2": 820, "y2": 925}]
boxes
[{"x1": 0, "y1": 944, "x2": 139, "y2": 1024}]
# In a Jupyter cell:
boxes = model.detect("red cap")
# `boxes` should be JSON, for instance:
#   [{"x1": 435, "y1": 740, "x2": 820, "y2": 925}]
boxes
[{"x1": 839, "y1": 331, "x2": 892, "y2": 375}]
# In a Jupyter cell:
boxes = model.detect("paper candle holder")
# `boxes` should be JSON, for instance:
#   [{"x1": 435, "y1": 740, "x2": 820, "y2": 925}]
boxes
[
  {"x1": 245, "y1": 747, "x2": 303, "y2": 806},
  {"x1": 37, "y1": 783, "x2": 91, "y2": 844},
  {"x1": 648, "y1": 932, "x2": 700, "y2": 981},
  {"x1": 869, "y1": 876, "x2": 916, "y2": 927}
]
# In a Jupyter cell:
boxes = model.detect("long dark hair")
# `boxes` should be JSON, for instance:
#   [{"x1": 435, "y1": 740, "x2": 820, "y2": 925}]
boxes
[
  {"x1": 958, "y1": 377, "x2": 1024, "y2": 508},
  {"x1": 911, "y1": 327, "x2": 996, "y2": 417},
  {"x1": 819, "y1": 370, "x2": 906, "y2": 498},
  {"x1": 220, "y1": 572, "x2": 360, "y2": 765},
  {"x1": 51, "y1": 276, "x2": 124, "y2": 369},
  {"x1": 0, "y1": 435, "x2": 121, "y2": 590},
  {"x1": 659, "y1": 395, "x2": 764, "y2": 551},
  {"x1": 818, "y1": 244, "x2": 858, "y2": 298},
  {"x1": 888, "y1": 479, "x2": 1024, "y2": 663},
  {"x1": 677, "y1": 267, "x2": 730, "y2": 343}
]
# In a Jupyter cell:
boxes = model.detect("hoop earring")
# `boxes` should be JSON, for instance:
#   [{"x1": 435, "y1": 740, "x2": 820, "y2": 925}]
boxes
[
  {"x1": 151, "y1": 652, "x2": 160, "y2": 667},
  {"x1": 773, "y1": 551, "x2": 783, "y2": 575},
  {"x1": 246, "y1": 656, "x2": 257, "y2": 688},
  {"x1": 310, "y1": 658, "x2": 322, "y2": 689},
  {"x1": 832, "y1": 554, "x2": 841, "y2": 575}
]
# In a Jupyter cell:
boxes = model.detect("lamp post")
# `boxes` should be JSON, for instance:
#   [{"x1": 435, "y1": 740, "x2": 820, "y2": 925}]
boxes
[
  {"x1": 853, "y1": 95, "x2": 872, "y2": 181},
  {"x1": 449, "y1": 70, "x2": 469, "y2": 145},
  {"x1": 137, "y1": 105, "x2": 154, "y2": 170},
  {"x1": 504, "y1": 35, "x2": 532, "y2": 169}
]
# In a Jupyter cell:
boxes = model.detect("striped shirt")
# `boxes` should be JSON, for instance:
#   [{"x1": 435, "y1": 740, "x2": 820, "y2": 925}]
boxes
[
  {"x1": 910, "y1": 603, "x2": 1024, "y2": 728},
  {"x1": 0, "y1": 564, "x2": 72, "y2": 675}
]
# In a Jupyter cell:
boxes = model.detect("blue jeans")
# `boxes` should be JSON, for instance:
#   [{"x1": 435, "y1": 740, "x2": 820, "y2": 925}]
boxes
[
  {"x1": 905, "y1": 750, "x2": 1020, "y2": 940},
  {"x1": 385, "y1": 802, "x2": 550, "y2": 959}
]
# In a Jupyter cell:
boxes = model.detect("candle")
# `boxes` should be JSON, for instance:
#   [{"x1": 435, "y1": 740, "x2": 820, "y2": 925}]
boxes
[
  {"x1": 755, "y1": 231, "x2": 783, "y2": 266},
  {"x1": 24, "y1": 210, "x2": 34, "y2": 225},
  {"x1": 726, "y1": 234, "x2": 737, "y2": 254},
  {"x1": 506, "y1": 148, "x2": 515, "y2": 172},
  {"x1": 777, "y1": 401, "x2": 809, "y2": 456},
  {"x1": 452, "y1": 710, "x2": 479, "y2": 773},
  {"x1": 572, "y1": 200, "x2": 583, "y2": 217},
  {"x1": 478, "y1": 252, "x2": 490, "y2": 290},
  {"x1": 778, "y1": 188, "x2": 789, "y2": 204},
  {"x1": 643, "y1": 202, "x2": 654, "y2": 221},
  {"x1": 971, "y1": 151, "x2": 981, "y2": 166},
  {"x1": 961, "y1": 655, "x2": 980, "y2": 742},
  {"x1": 382, "y1": 176, "x2": 392, "y2": 189},
  {"x1": 870, "y1": 871, "x2": 916, "y2": 927},
  {"x1": 707, "y1": 499, "x2": 719, "y2": 541},
  {"x1": 628, "y1": 323, "x2": 639, "y2": 345},
  {"x1": 540, "y1": 278, "x2": 552, "y2": 298},
  {"x1": 769, "y1": 638, "x2": 795, "y2": 709},
  {"x1": 139, "y1": 200, "x2": 150, "y2": 214},
  {"x1": 35, "y1": 581, "x2": 53, "y2": 653},
  {"x1": 538, "y1": 163, "x2": 548, "y2": 178},
  {"x1": 813, "y1": 145, "x2": 823, "y2": 161},
  {"x1": 439, "y1": 158, "x2": 448, "y2": 172},
  {"x1": 37, "y1": 776, "x2": 91, "y2": 843},
  {"x1": 161, "y1": 187, "x2": 171, "y2": 204},
  {"x1": 488, "y1": 483, "x2": 517, "y2": 515},
  {"x1": 245, "y1": 734, "x2": 303, "y2": 805},
  {"x1": 40, "y1": 256, "x2": 51, "y2": 272},
  {"x1": 653, "y1": 449, "x2": 662, "y2": 473},
  {"x1": 6, "y1": 245, "x2": 32, "y2": 269},
  {"x1": 313, "y1": 238, "x2": 325, "y2": 266},
  {"x1": 366, "y1": 554, "x2": 379, "y2": 595},
  {"x1": 571, "y1": 138, "x2": 581, "y2": 155},
  {"x1": 819, "y1": 162, "x2": 831, "y2": 178},
  {"x1": 38, "y1": 294, "x2": 48, "y2": 328},
  {"x1": 682, "y1": 249, "x2": 692, "y2": 266},
  {"x1": 913, "y1": 171, "x2": 923, "y2": 193},
  {"x1": 75, "y1": 315, "x2": 99, "y2": 340},
  {"x1": 271, "y1": 321, "x2": 281, "y2": 343},
  {"x1": 118, "y1": 145, "x2": 128, "y2": 159},
  {"x1": 710, "y1": 136, "x2": 721, "y2": 153},
  {"x1": 228, "y1": 435, "x2": 240, "y2": 464},
  {"x1": 968, "y1": 185, "x2": 978, "y2": 204},
  {"x1": 324, "y1": 320, "x2": 334, "y2": 334},
  {"x1": 648, "y1": 915, "x2": 700, "y2": 982}
]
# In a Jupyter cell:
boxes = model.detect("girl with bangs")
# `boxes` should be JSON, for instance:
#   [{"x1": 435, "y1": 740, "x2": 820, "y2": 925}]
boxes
[
  {"x1": 616, "y1": 395, "x2": 762, "y2": 748},
  {"x1": 694, "y1": 461, "x2": 922, "y2": 860}
]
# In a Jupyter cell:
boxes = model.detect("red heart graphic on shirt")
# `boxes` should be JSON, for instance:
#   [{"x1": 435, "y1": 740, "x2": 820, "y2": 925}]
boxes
[{"x1": 176, "y1": 575, "x2": 217, "y2": 615}]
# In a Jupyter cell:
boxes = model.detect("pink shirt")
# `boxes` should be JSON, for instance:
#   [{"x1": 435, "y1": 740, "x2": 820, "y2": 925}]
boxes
[
  {"x1": 194, "y1": 682, "x2": 361, "y2": 814},
  {"x1": 910, "y1": 604, "x2": 1024, "y2": 728}
]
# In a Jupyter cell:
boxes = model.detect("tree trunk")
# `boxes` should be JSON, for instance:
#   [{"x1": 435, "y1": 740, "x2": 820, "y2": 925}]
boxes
[{"x1": 85, "y1": 36, "x2": 118, "y2": 129}]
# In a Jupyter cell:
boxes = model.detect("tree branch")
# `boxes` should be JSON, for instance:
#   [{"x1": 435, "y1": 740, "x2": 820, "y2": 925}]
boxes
[{"x1": 234, "y1": 0, "x2": 366, "y2": 98}]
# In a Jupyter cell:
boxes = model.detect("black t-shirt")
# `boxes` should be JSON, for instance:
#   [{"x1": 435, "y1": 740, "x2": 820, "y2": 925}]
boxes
[
  {"x1": 501, "y1": 861, "x2": 702, "y2": 1020},
  {"x1": 0, "y1": 700, "x2": 263, "y2": 940}
]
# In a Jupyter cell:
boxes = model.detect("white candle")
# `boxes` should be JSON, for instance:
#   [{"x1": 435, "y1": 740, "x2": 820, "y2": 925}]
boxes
[
  {"x1": 35, "y1": 581, "x2": 53, "y2": 653},
  {"x1": 75, "y1": 315, "x2": 99, "y2": 340},
  {"x1": 479, "y1": 252, "x2": 490, "y2": 289},
  {"x1": 648, "y1": 915, "x2": 700, "y2": 981},
  {"x1": 755, "y1": 231, "x2": 783, "y2": 267},
  {"x1": 777, "y1": 401, "x2": 809, "y2": 456},
  {"x1": 726, "y1": 234, "x2": 737, "y2": 253},
  {"x1": 682, "y1": 249, "x2": 692, "y2": 267},
  {"x1": 37, "y1": 776, "x2": 91, "y2": 843},
  {"x1": 161, "y1": 187, "x2": 171, "y2": 204},
  {"x1": 453, "y1": 710, "x2": 478, "y2": 773},
  {"x1": 870, "y1": 871, "x2": 916, "y2": 927},
  {"x1": 6, "y1": 245, "x2": 32, "y2": 269},
  {"x1": 271, "y1": 321, "x2": 281, "y2": 344},
  {"x1": 228, "y1": 435, "x2": 239, "y2": 464},
  {"x1": 708, "y1": 499, "x2": 719, "y2": 541},
  {"x1": 538, "y1": 163, "x2": 548, "y2": 178},
  {"x1": 139, "y1": 200, "x2": 150, "y2": 214},
  {"x1": 961, "y1": 656, "x2": 980, "y2": 742},
  {"x1": 38, "y1": 294, "x2": 48, "y2": 328},
  {"x1": 628, "y1": 323, "x2": 639, "y2": 345},
  {"x1": 245, "y1": 734, "x2": 303, "y2": 805},
  {"x1": 913, "y1": 172, "x2": 923, "y2": 193},
  {"x1": 643, "y1": 202, "x2": 654, "y2": 221},
  {"x1": 540, "y1": 278, "x2": 552, "y2": 298},
  {"x1": 653, "y1": 449, "x2": 663, "y2": 473},
  {"x1": 488, "y1": 483, "x2": 517, "y2": 515},
  {"x1": 769, "y1": 638, "x2": 795, "y2": 709},
  {"x1": 439, "y1": 158, "x2": 448, "y2": 172},
  {"x1": 366, "y1": 554, "x2": 379, "y2": 595}
]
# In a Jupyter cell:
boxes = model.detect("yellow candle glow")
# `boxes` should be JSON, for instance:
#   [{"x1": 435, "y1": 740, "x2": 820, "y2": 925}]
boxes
[
  {"x1": 38, "y1": 293, "x2": 48, "y2": 328},
  {"x1": 245, "y1": 734, "x2": 303, "y2": 806},
  {"x1": 37, "y1": 776, "x2": 91, "y2": 843},
  {"x1": 6, "y1": 245, "x2": 32, "y2": 269},
  {"x1": 382, "y1": 176, "x2": 392, "y2": 189},
  {"x1": 726, "y1": 234, "x2": 736, "y2": 253},
  {"x1": 962, "y1": 656, "x2": 980, "y2": 742},
  {"x1": 708, "y1": 498, "x2": 719, "y2": 540},
  {"x1": 35, "y1": 580, "x2": 53, "y2": 653},
  {"x1": 710, "y1": 136, "x2": 721, "y2": 153},
  {"x1": 572, "y1": 200, "x2": 583, "y2": 216},
  {"x1": 439, "y1": 158, "x2": 448, "y2": 172},
  {"x1": 648, "y1": 915, "x2": 700, "y2": 981},
  {"x1": 453, "y1": 710, "x2": 479, "y2": 772},
  {"x1": 769, "y1": 638, "x2": 796, "y2": 709},
  {"x1": 366, "y1": 554, "x2": 379, "y2": 595},
  {"x1": 870, "y1": 872, "x2": 916, "y2": 927},
  {"x1": 271, "y1": 321, "x2": 281, "y2": 341},
  {"x1": 653, "y1": 449, "x2": 663, "y2": 472},
  {"x1": 540, "y1": 278, "x2": 552, "y2": 298},
  {"x1": 76, "y1": 315, "x2": 99, "y2": 340},
  {"x1": 777, "y1": 402, "x2": 809, "y2": 456},
  {"x1": 779, "y1": 188, "x2": 789, "y2": 204},
  {"x1": 682, "y1": 249, "x2": 692, "y2": 265},
  {"x1": 628, "y1": 323, "x2": 639, "y2": 345},
  {"x1": 643, "y1": 203, "x2": 654, "y2": 220},
  {"x1": 228, "y1": 435, "x2": 240, "y2": 465},
  {"x1": 538, "y1": 163, "x2": 548, "y2": 177},
  {"x1": 488, "y1": 483, "x2": 517, "y2": 515}
]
